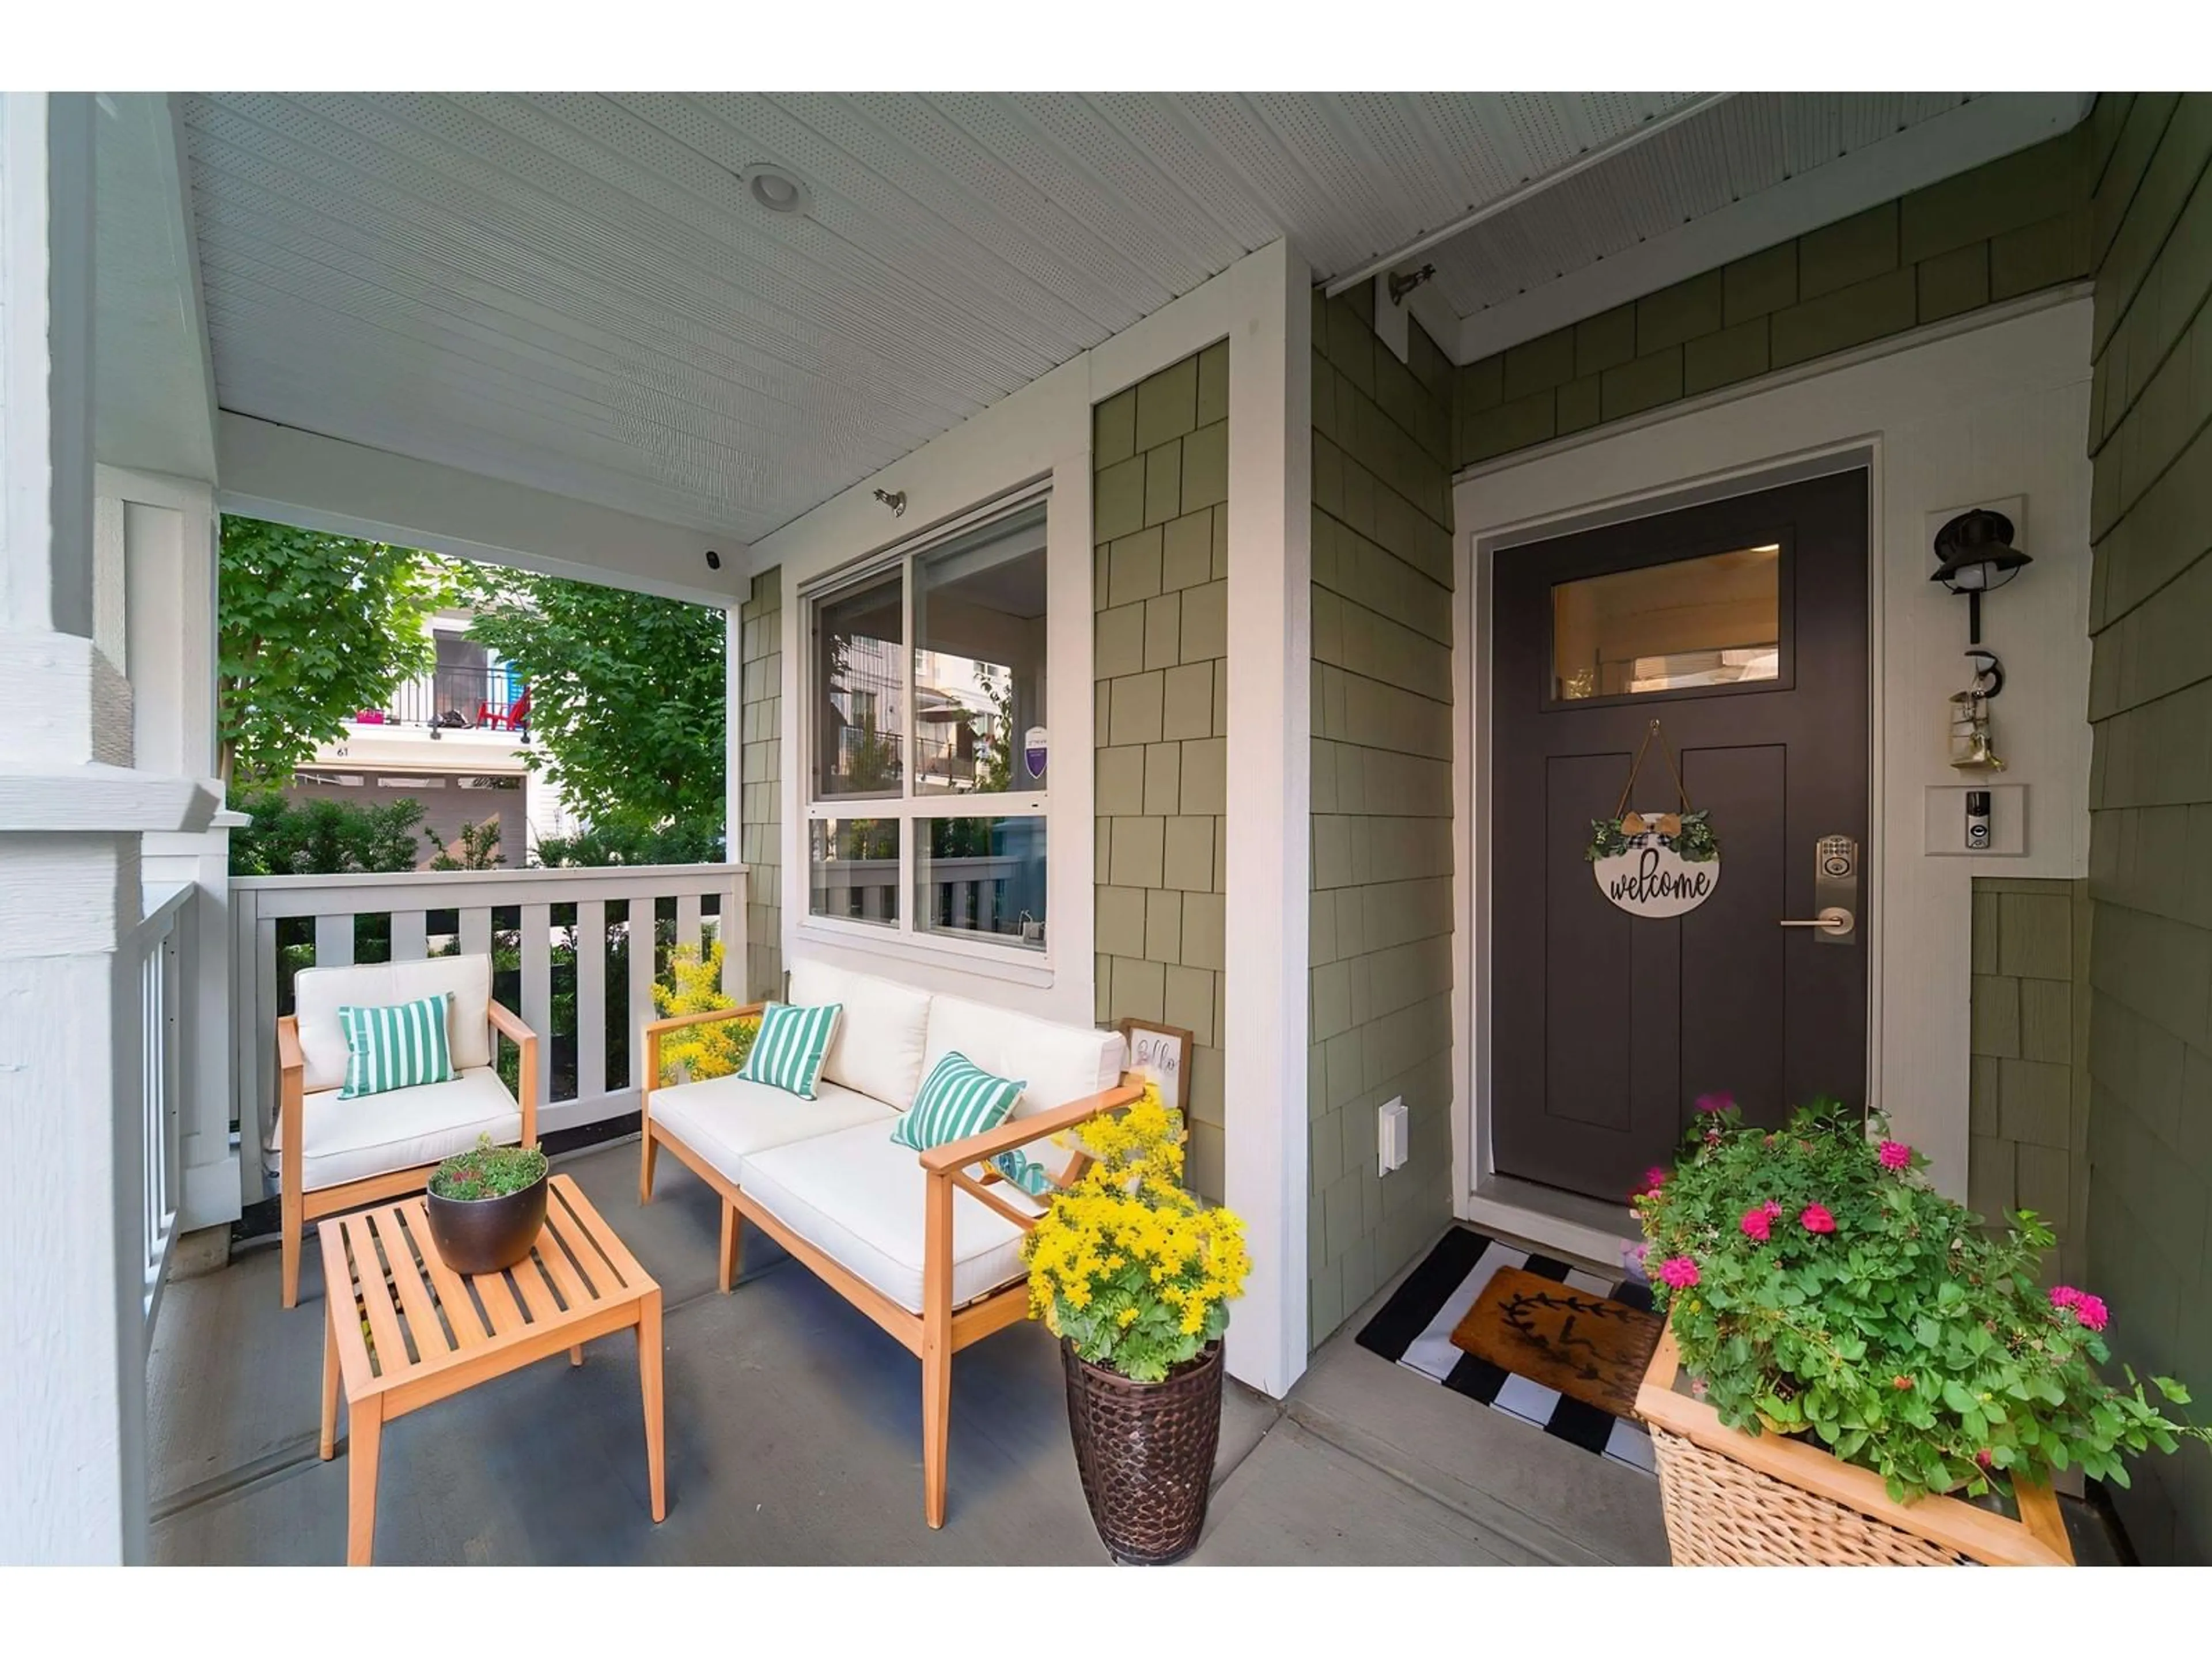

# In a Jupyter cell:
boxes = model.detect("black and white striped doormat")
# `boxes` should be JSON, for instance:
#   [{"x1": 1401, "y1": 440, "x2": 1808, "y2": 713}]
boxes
[{"x1": 1355, "y1": 1226, "x2": 1658, "y2": 1476}]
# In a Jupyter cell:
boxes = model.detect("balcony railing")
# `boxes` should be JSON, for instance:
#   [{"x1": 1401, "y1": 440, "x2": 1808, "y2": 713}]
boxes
[
  {"x1": 132, "y1": 881, "x2": 193, "y2": 1327},
  {"x1": 229, "y1": 864, "x2": 746, "y2": 1169},
  {"x1": 362, "y1": 666, "x2": 524, "y2": 730}
]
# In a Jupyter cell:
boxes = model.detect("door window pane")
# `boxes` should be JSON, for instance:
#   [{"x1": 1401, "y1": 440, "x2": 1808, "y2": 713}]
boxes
[
  {"x1": 1551, "y1": 544, "x2": 1781, "y2": 700},
  {"x1": 914, "y1": 505, "x2": 1048, "y2": 796},
  {"x1": 815, "y1": 572, "x2": 904, "y2": 796},
  {"x1": 917, "y1": 817, "x2": 1046, "y2": 949},
  {"x1": 809, "y1": 819, "x2": 900, "y2": 925}
]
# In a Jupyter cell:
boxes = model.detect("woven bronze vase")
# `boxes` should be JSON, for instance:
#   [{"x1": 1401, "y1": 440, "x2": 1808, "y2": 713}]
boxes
[{"x1": 1061, "y1": 1339, "x2": 1223, "y2": 1565}]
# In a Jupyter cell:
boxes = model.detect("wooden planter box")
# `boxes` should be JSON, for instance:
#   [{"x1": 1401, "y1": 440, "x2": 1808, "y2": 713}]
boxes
[{"x1": 1634, "y1": 1323, "x2": 2073, "y2": 1566}]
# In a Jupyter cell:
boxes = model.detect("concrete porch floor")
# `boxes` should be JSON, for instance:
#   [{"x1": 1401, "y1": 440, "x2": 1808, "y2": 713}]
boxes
[{"x1": 145, "y1": 1139, "x2": 2102, "y2": 1566}]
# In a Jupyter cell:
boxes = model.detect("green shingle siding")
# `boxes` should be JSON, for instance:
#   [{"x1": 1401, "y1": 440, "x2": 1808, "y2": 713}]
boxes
[
  {"x1": 1308, "y1": 304, "x2": 1457, "y2": 1348},
  {"x1": 1096, "y1": 347, "x2": 1230, "y2": 1200},
  {"x1": 2084, "y1": 92, "x2": 2212, "y2": 1567},
  {"x1": 1455, "y1": 128, "x2": 2095, "y2": 470}
]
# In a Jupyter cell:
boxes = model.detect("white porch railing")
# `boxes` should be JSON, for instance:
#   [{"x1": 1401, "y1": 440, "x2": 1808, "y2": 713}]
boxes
[
  {"x1": 131, "y1": 881, "x2": 193, "y2": 1328},
  {"x1": 229, "y1": 863, "x2": 745, "y2": 1192}
]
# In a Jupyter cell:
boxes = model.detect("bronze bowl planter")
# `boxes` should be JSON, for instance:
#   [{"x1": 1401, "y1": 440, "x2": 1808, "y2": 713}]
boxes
[{"x1": 423, "y1": 1170, "x2": 548, "y2": 1276}]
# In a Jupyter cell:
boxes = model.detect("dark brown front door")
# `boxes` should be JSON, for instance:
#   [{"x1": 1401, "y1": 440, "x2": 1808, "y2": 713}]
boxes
[{"x1": 1491, "y1": 469, "x2": 1869, "y2": 1203}]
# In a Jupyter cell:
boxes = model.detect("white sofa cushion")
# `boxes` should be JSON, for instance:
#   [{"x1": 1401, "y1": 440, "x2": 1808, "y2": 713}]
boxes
[
  {"x1": 294, "y1": 956, "x2": 495, "y2": 1094},
  {"x1": 922, "y1": 994, "x2": 1124, "y2": 1181},
  {"x1": 743, "y1": 1120, "x2": 1043, "y2": 1314},
  {"x1": 272, "y1": 1067, "x2": 521, "y2": 1192},
  {"x1": 647, "y1": 1073, "x2": 896, "y2": 1184},
  {"x1": 787, "y1": 958, "x2": 932, "y2": 1110}
]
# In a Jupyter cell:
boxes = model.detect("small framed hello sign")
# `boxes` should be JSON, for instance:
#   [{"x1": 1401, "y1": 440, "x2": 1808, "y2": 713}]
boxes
[{"x1": 1117, "y1": 1017, "x2": 1193, "y2": 1113}]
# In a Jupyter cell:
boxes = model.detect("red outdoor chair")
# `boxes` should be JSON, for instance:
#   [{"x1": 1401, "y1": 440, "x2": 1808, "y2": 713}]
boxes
[{"x1": 477, "y1": 687, "x2": 531, "y2": 732}]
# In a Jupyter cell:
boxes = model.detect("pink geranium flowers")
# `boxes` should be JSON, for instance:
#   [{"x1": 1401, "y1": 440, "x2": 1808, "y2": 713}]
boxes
[
  {"x1": 1657, "y1": 1255, "x2": 1700, "y2": 1290},
  {"x1": 1878, "y1": 1139, "x2": 1914, "y2": 1172},
  {"x1": 1695, "y1": 1093, "x2": 1734, "y2": 1115},
  {"x1": 2051, "y1": 1285, "x2": 2111, "y2": 1332},
  {"x1": 1740, "y1": 1199, "x2": 1785, "y2": 1242},
  {"x1": 1800, "y1": 1203, "x2": 1836, "y2": 1234}
]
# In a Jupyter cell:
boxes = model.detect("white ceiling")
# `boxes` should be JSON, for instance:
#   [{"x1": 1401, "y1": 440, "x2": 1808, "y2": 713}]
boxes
[{"x1": 180, "y1": 92, "x2": 2058, "y2": 544}]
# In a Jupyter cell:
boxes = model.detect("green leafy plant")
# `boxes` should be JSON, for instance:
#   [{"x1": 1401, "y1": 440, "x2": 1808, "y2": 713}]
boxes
[
  {"x1": 228, "y1": 789, "x2": 427, "y2": 876},
  {"x1": 1670, "y1": 809, "x2": 1718, "y2": 862},
  {"x1": 218, "y1": 516, "x2": 452, "y2": 786},
  {"x1": 426, "y1": 818, "x2": 503, "y2": 870},
  {"x1": 533, "y1": 820, "x2": 726, "y2": 868},
  {"x1": 428, "y1": 1134, "x2": 548, "y2": 1202},
  {"x1": 1585, "y1": 817, "x2": 1630, "y2": 861},
  {"x1": 1635, "y1": 1097, "x2": 2212, "y2": 1504}
]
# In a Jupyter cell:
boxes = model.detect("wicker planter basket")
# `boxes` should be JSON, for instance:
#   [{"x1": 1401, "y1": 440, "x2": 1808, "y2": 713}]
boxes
[
  {"x1": 1062, "y1": 1339, "x2": 1223, "y2": 1565},
  {"x1": 1634, "y1": 1322, "x2": 2074, "y2": 1566}
]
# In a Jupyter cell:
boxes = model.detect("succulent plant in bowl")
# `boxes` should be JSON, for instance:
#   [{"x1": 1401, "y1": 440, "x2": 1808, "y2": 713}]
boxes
[{"x1": 425, "y1": 1134, "x2": 550, "y2": 1274}]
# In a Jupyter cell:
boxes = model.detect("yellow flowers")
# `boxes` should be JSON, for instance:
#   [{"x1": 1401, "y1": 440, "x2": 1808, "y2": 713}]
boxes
[
  {"x1": 1021, "y1": 1084, "x2": 1252, "y2": 1381},
  {"x1": 650, "y1": 942, "x2": 759, "y2": 1084}
]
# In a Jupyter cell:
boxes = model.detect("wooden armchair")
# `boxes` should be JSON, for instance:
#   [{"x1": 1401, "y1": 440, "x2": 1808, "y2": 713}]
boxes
[{"x1": 276, "y1": 956, "x2": 538, "y2": 1308}]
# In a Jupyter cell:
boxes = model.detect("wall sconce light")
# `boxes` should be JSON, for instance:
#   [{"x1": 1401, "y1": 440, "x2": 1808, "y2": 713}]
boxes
[
  {"x1": 1933, "y1": 508, "x2": 2031, "y2": 770},
  {"x1": 1930, "y1": 508, "x2": 2031, "y2": 648}
]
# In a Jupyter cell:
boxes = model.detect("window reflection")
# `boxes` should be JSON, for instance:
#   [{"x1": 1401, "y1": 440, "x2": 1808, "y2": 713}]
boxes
[
  {"x1": 1552, "y1": 544, "x2": 1781, "y2": 700},
  {"x1": 816, "y1": 573, "x2": 904, "y2": 796},
  {"x1": 914, "y1": 506, "x2": 1048, "y2": 795},
  {"x1": 918, "y1": 817, "x2": 1046, "y2": 949},
  {"x1": 808, "y1": 819, "x2": 899, "y2": 925}
]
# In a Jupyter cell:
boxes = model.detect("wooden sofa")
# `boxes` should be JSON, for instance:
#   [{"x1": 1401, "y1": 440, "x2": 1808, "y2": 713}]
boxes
[
  {"x1": 637, "y1": 960, "x2": 1142, "y2": 1528},
  {"x1": 274, "y1": 954, "x2": 539, "y2": 1308}
]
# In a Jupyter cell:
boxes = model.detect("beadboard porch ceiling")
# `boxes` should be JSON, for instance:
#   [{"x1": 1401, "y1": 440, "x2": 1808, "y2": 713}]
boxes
[{"x1": 180, "y1": 92, "x2": 2075, "y2": 543}]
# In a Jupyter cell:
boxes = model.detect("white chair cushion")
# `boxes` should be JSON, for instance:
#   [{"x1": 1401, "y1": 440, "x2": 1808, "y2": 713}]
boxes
[
  {"x1": 742, "y1": 1120, "x2": 1043, "y2": 1315},
  {"x1": 922, "y1": 994, "x2": 1125, "y2": 1181},
  {"x1": 272, "y1": 1067, "x2": 521, "y2": 1192},
  {"x1": 294, "y1": 956, "x2": 495, "y2": 1093},
  {"x1": 787, "y1": 958, "x2": 932, "y2": 1111},
  {"x1": 647, "y1": 1073, "x2": 897, "y2": 1185}
]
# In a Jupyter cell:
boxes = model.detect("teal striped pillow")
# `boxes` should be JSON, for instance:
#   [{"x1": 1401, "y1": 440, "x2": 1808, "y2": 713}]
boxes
[
  {"x1": 891, "y1": 1051, "x2": 1027, "y2": 1154},
  {"x1": 337, "y1": 992, "x2": 456, "y2": 1100},
  {"x1": 737, "y1": 1001, "x2": 842, "y2": 1100}
]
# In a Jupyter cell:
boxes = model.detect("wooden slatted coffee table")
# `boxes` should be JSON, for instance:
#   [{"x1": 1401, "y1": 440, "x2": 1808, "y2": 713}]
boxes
[{"x1": 317, "y1": 1173, "x2": 665, "y2": 1565}]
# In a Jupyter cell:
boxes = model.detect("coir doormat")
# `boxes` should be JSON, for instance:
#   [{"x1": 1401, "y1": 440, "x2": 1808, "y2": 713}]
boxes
[{"x1": 1355, "y1": 1226, "x2": 1660, "y2": 1474}]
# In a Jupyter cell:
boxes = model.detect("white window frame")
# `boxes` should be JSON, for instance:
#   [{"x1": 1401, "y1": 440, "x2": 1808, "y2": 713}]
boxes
[{"x1": 800, "y1": 487, "x2": 1052, "y2": 970}]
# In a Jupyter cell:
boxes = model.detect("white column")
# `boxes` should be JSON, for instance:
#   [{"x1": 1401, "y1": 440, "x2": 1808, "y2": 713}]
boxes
[
  {"x1": 1222, "y1": 240, "x2": 1314, "y2": 1396},
  {"x1": 107, "y1": 465, "x2": 239, "y2": 1229},
  {"x1": 0, "y1": 91, "x2": 210, "y2": 1566}
]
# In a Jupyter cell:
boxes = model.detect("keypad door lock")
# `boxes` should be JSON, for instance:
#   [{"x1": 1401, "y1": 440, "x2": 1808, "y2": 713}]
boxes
[{"x1": 1779, "y1": 835, "x2": 1859, "y2": 945}]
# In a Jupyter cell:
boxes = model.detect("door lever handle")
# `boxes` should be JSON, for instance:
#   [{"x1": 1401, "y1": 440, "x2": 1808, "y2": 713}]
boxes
[{"x1": 1778, "y1": 907, "x2": 1854, "y2": 935}]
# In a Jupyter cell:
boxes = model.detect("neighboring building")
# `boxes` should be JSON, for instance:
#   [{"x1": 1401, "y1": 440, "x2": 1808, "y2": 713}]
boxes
[{"x1": 290, "y1": 606, "x2": 579, "y2": 865}]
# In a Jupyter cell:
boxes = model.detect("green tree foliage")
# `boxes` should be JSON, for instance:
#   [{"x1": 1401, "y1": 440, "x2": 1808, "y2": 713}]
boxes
[
  {"x1": 228, "y1": 789, "x2": 427, "y2": 876},
  {"x1": 218, "y1": 516, "x2": 450, "y2": 785},
  {"x1": 454, "y1": 567, "x2": 726, "y2": 853},
  {"x1": 534, "y1": 820, "x2": 726, "y2": 868},
  {"x1": 426, "y1": 819, "x2": 503, "y2": 870}
]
